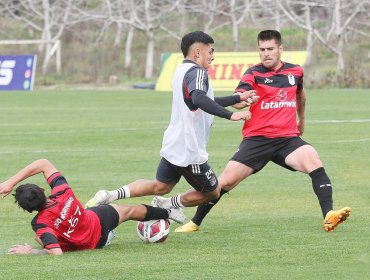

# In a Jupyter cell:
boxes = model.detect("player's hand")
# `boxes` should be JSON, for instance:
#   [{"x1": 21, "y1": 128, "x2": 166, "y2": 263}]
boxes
[
  {"x1": 232, "y1": 101, "x2": 249, "y2": 110},
  {"x1": 230, "y1": 111, "x2": 251, "y2": 121},
  {"x1": 8, "y1": 243, "x2": 33, "y2": 255},
  {"x1": 0, "y1": 179, "x2": 16, "y2": 198},
  {"x1": 235, "y1": 90, "x2": 259, "y2": 105}
]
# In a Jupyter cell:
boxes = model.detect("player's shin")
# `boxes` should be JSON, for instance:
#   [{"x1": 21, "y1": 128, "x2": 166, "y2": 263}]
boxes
[
  {"x1": 192, "y1": 188, "x2": 228, "y2": 226},
  {"x1": 142, "y1": 205, "x2": 169, "y2": 221},
  {"x1": 309, "y1": 167, "x2": 333, "y2": 217}
]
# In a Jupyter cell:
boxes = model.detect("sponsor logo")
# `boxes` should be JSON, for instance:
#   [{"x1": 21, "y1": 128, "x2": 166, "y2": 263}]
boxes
[
  {"x1": 260, "y1": 100, "x2": 296, "y2": 110},
  {"x1": 260, "y1": 89, "x2": 296, "y2": 110},
  {"x1": 0, "y1": 60, "x2": 16, "y2": 86},
  {"x1": 320, "y1": 184, "x2": 332, "y2": 188},
  {"x1": 264, "y1": 77, "x2": 273, "y2": 84},
  {"x1": 276, "y1": 89, "x2": 288, "y2": 101}
]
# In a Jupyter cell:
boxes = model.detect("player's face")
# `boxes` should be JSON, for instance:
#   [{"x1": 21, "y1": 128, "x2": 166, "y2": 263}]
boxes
[
  {"x1": 197, "y1": 43, "x2": 215, "y2": 69},
  {"x1": 258, "y1": 39, "x2": 283, "y2": 70}
]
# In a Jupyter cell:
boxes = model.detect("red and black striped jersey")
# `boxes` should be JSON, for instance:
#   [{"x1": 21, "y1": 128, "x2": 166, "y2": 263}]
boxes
[
  {"x1": 31, "y1": 172, "x2": 101, "y2": 251},
  {"x1": 236, "y1": 62, "x2": 303, "y2": 138}
]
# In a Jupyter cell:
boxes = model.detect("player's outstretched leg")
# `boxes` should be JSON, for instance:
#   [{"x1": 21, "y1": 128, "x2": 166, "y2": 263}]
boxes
[
  {"x1": 175, "y1": 188, "x2": 229, "y2": 233},
  {"x1": 323, "y1": 206, "x2": 351, "y2": 232},
  {"x1": 168, "y1": 208, "x2": 186, "y2": 224},
  {"x1": 152, "y1": 195, "x2": 183, "y2": 209},
  {"x1": 85, "y1": 185, "x2": 131, "y2": 208},
  {"x1": 85, "y1": 190, "x2": 113, "y2": 208}
]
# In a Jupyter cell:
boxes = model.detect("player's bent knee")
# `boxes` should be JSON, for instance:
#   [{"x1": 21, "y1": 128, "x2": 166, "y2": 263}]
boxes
[{"x1": 206, "y1": 189, "x2": 220, "y2": 201}]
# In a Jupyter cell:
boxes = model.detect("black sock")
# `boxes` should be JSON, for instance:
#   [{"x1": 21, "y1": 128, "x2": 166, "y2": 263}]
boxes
[
  {"x1": 143, "y1": 204, "x2": 169, "y2": 221},
  {"x1": 309, "y1": 167, "x2": 333, "y2": 217},
  {"x1": 192, "y1": 189, "x2": 228, "y2": 226}
]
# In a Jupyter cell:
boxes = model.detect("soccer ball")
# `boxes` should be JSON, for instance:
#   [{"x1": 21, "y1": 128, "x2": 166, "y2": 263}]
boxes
[{"x1": 137, "y1": 219, "x2": 170, "y2": 243}]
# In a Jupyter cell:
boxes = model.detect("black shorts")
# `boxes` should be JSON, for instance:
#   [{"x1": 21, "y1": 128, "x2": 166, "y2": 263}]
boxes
[
  {"x1": 156, "y1": 158, "x2": 218, "y2": 192},
  {"x1": 231, "y1": 136, "x2": 309, "y2": 173},
  {"x1": 87, "y1": 205, "x2": 119, "y2": 249}
]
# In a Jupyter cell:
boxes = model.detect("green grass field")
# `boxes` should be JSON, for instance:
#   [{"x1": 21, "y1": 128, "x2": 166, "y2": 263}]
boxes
[{"x1": 0, "y1": 89, "x2": 369, "y2": 280}]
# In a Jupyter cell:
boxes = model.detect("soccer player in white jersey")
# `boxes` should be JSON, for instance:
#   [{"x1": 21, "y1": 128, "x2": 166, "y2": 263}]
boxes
[{"x1": 86, "y1": 31, "x2": 258, "y2": 212}]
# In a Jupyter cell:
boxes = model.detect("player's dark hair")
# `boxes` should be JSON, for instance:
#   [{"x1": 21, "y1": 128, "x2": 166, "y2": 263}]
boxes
[
  {"x1": 181, "y1": 31, "x2": 214, "y2": 57},
  {"x1": 257, "y1": 30, "x2": 282, "y2": 45},
  {"x1": 13, "y1": 184, "x2": 46, "y2": 213}
]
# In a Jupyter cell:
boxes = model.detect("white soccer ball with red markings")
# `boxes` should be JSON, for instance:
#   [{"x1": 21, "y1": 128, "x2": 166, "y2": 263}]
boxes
[{"x1": 137, "y1": 219, "x2": 170, "y2": 243}]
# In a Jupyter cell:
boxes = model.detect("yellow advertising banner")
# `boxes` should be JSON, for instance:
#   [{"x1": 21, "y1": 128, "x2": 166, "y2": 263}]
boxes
[{"x1": 155, "y1": 52, "x2": 307, "y2": 92}]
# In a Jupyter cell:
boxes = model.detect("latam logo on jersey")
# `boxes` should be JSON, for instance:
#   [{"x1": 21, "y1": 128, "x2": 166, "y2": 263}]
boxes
[{"x1": 260, "y1": 89, "x2": 296, "y2": 110}]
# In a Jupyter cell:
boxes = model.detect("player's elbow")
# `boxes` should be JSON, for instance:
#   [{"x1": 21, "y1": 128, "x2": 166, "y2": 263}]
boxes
[{"x1": 37, "y1": 158, "x2": 53, "y2": 167}]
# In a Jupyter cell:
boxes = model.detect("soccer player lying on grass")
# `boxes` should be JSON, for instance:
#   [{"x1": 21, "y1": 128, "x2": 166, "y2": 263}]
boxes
[{"x1": 0, "y1": 159, "x2": 184, "y2": 255}]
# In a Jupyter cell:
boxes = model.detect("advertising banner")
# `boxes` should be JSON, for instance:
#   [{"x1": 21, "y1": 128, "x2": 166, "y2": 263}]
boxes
[
  {"x1": 156, "y1": 52, "x2": 307, "y2": 92},
  {"x1": 0, "y1": 54, "x2": 37, "y2": 91}
]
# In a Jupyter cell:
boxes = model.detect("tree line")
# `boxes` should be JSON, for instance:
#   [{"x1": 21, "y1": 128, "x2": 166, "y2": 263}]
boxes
[{"x1": 0, "y1": 0, "x2": 369, "y2": 87}]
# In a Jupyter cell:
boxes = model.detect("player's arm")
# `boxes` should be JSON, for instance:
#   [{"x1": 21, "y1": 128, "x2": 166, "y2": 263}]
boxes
[
  {"x1": 185, "y1": 67, "x2": 250, "y2": 121},
  {"x1": 214, "y1": 90, "x2": 257, "y2": 107},
  {"x1": 191, "y1": 90, "x2": 233, "y2": 119},
  {"x1": 296, "y1": 88, "x2": 306, "y2": 135},
  {"x1": 191, "y1": 90, "x2": 251, "y2": 121},
  {"x1": 0, "y1": 159, "x2": 58, "y2": 198},
  {"x1": 8, "y1": 243, "x2": 63, "y2": 256}
]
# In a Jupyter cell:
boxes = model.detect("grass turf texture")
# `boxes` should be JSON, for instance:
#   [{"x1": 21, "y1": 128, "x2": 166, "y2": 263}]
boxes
[{"x1": 0, "y1": 89, "x2": 369, "y2": 279}]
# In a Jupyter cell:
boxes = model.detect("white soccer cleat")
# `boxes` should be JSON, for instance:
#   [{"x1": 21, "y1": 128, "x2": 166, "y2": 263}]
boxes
[
  {"x1": 168, "y1": 208, "x2": 186, "y2": 224},
  {"x1": 151, "y1": 196, "x2": 173, "y2": 209},
  {"x1": 85, "y1": 190, "x2": 113, "y2": 208}
]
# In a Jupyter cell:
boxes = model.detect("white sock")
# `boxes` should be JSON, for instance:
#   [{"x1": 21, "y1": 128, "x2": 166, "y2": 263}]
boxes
[
  {"x1": 171, "y1": 194, "x2": 184, "y2": 208},
  {"x1": 110, "y1": 185, "x2": 130, "y2": 200}
]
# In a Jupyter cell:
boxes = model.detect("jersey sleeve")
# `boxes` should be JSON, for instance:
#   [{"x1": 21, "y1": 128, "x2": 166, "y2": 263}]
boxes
[
  {"x1": 191, "y1": 90, "x2": 233, "y2": 120},
  {"x1": 297, "y1": 67, "x2": 304, "y2": 92},
  {"x1": 31, "y1": 216, "x2": 60, "y2": 250},
  {"x1": 184, "y1": 67, "x2": 209, "y2": 94},
  {"x1": 47, "y1": 172, "x2": 68, "y2": 190},
  {"x1": 235, "y1": 68, "x2": 254, "y2": 92}
]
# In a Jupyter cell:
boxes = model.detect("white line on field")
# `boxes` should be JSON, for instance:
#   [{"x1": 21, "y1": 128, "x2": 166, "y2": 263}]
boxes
[
  {"x1": 312, "y1": 138, "x2": 370, "y2": 143},
  {"x1": 0, "y1": 119, "x2": 369, "y2": 138},
  {"x1": 1, "y1": 137, "x2": 369, "y2": 155},
  {"x1": 0, "y1": 126, "x2": 165, "y2": 136},
  {"x1": 0, "y1": 149, "x2": 126, "y2": 155},
  {"x1": 307, "y1": 119, "x2": 370, "y2": 123}
]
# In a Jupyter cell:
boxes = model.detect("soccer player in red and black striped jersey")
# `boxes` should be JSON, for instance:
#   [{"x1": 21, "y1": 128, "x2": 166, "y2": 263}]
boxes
[
  {"x1": 0, "y1": 159, "x2": 184, "y2": 255},
  {"x1": 176, "y1": 30, "x2": 351, "y2": 233}
]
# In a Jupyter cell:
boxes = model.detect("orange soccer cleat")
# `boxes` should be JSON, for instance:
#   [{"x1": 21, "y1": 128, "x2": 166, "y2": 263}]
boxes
[{"x1": 323, "y1": 207, "x2": 351, "y2": 232}]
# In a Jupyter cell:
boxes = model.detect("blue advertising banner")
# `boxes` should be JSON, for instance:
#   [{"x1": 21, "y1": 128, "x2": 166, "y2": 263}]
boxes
[{"x1": 0, "y1": 54, "x2": 37, "y2": 91}]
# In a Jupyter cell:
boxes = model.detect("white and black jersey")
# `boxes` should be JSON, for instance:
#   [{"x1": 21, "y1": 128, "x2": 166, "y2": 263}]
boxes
[{"x1": 160, "y1": 60, "x2": 215, "y2": 167}]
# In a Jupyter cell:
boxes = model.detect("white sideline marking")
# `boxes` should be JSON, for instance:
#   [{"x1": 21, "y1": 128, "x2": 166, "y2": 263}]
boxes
[
  {"x1": 0, "y1": 126, "x2": 165, "y2": 136},
  {"x1": 313, "y1": 138, "x2": 370, "y2": 144},
  {"x1": 0, "y1": 119, "x2": 369, "y2": 153},
  {"x1": 307, "y1": 119, "x2": 370, "y2": 124},
  {"x1": 0, "y1": 149, "x2": 125, "y2": 155}
]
